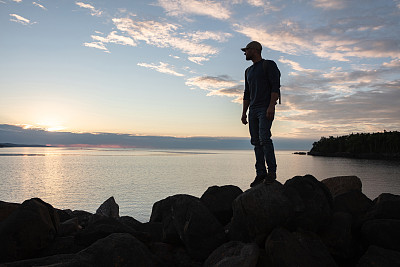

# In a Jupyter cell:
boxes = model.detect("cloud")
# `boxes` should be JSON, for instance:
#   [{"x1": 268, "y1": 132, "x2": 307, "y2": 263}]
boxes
[
  {"x1": 188, "y1": 56, "x2": 209, "y2": 65},
  {"x1": 137, "y1": 62, "x2": 184, "y2": 77},
  {"x1": 75, "y1": 2, "x2": 102, "y2": 16},
  {"x1": 186, "y1": 75, "x2": 243, "y2": 102},
  {"x1": 33, "y1": 1, "x2": 47, "y2": 10},
  {"x1": 9, "y1": 14, "x2": 32, "y2": 25},
  {"x1": 312, "y1": 0, "x2": 346, "y2": 10},
  {"x1": 11, "y1": 0, "x2": 22, "y2": 2},
  {"x1": 83, "y1": 41, "x2": 110, "y2": 53},
  {"x1": 111, "y1": 17, "x2": 221, "y2": 58},
  {"x1": 156, "y1": 0, "x2": 231, "y2": 20},
  {"x1": 84, "y1": 31, "x2": 136, "y2": 52}
]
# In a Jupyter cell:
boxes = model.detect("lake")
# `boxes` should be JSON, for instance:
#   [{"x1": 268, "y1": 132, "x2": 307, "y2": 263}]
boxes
[{"x1": 1, "y1": 147, "x2": 399, "y2": 222}]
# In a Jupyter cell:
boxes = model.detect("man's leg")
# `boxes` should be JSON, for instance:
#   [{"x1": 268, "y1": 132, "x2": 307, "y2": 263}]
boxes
[
  {"x1": 249, "y1": 110, "x2": 267, "y2": 176},
  {"x1": 259, "y1": 112, "x2": 277, "y2": 176}
]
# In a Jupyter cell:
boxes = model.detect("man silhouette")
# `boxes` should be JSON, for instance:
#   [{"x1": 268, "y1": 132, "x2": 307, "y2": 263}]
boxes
[{"x1": 241, "y1": 41, "x2": 281, "y2": 187}]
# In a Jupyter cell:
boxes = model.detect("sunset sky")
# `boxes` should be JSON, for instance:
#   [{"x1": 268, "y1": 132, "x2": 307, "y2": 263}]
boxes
[{"x1": 1, "y1": 0, "x2": 399, "y2": 142}]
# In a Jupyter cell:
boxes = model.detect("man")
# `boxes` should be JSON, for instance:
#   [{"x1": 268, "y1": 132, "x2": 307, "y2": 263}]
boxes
[{"x1": 241, "y1": 41, "x2": 280, "y2": 187}]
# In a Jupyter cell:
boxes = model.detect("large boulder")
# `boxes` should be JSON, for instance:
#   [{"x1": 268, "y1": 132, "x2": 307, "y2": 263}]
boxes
[
  {"x1": 204, "y1": 241, "x2": 259, "y2": 267},
  {"x1": 283, "y1": 174, "x2": 333, "y2": 232},
  {"x1": 0, "y1": 201, "x2": 19, "y2": 222},
  {"x1": 321, "y1": 176, "x2": 362, "y2": 198},
  {"x1": 357, "y1": 245, "x2": 400, "y2": 267},
  {"x1": 95, "y1": 196, "x2": 119, "y2": 218},
  {"x1": 363, "y1": 193, "x2": 400, "y2": 221},
  {"x1": 265, "y1": 227, "x2": 337, "y2": 267},
  {"x1": 361, "y1": 219, "x2": 400, "y2": 252},
  {"x1": 319, "y1": 212, "x2": 356, "y2": 261},
  {"x1": 0, "y1": 198, "x2": 60, "y2": 262},
  {"x1": 149, "y1": 242, "x2": 201, "y2": 267},
  {"x1": 150, "y1": 194, "x2": 225, "y2": 261},
  {"x1": 333, "y1": 190, "x2": 372, "y2": 221},
  {"x1": 200, "y1": 185, "x2": 243, "y2": 226},
  {"x1": 227, "y1": 181, "x2": 293, "y2": 244}
]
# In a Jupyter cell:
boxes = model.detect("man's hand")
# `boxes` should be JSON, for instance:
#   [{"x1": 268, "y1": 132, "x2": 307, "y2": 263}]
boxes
[
  {"x1": 266, "y1": 105, "x2": 275, "y2": 121},
  {"x1": 241, "y1": 114, "x2": 248, "y2": 125}
]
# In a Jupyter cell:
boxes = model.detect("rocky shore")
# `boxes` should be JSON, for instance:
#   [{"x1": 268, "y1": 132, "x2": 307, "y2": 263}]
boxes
[{"x1": 1, "y1": 175, "x2": 400, "y2": 266}]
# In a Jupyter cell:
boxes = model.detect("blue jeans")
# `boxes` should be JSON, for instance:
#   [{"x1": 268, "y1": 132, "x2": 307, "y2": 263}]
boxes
[{"x1": 248, "y1": 107, "x2": 277, "y2": 175}]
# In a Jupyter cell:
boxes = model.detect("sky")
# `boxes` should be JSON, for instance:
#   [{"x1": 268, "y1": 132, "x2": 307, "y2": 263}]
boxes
[{"x1": 1, "y1": 0, "x2": 400, "y2": 146}]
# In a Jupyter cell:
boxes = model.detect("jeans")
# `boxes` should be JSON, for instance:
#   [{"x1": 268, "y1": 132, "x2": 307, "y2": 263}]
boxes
[{"x1": 248, "y1": 107, "x2": 277, "y2": 175}]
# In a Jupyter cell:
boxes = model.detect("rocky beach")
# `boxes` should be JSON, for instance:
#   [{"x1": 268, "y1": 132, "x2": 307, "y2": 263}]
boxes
[{"x1": 1, "y1": 174, "x2": 400, "y2": 267}]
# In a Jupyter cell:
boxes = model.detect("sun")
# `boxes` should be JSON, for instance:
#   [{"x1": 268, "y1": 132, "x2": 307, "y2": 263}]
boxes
[{"x1": 36, "y1": 120, "x2": 66, "y2": 132}]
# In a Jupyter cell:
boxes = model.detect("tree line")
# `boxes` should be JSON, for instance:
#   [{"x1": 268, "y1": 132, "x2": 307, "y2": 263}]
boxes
[{"x1": 309, "y1": 131, "x2": 400, "y2": 157}]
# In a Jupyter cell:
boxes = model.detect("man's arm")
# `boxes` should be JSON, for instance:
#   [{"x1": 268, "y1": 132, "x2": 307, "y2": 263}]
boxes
[
  {"x1": 241, "y1": 100, "x2": 250, "y2": 125},
  {"x1": 266, "y1": 92, "x2": 279, "y2": 121}
]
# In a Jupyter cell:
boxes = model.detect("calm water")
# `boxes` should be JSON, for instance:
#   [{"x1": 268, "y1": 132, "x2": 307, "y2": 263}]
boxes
[{"x1": 1, "y1": 147, "x2": 399, "y2": 222}]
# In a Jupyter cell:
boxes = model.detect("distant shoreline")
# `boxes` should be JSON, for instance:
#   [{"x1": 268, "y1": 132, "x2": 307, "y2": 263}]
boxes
[{"x1": 0, "y1": 143, "x2": 51, "y2": 148}]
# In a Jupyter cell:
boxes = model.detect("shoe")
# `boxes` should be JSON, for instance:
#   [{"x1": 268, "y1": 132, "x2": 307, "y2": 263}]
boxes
[
  {"x1": 264, "y1": 173, "x2": 277, "y2": 185},
  {"x1": 250, "y1": 174, "x2": 266, "y2": 187}
]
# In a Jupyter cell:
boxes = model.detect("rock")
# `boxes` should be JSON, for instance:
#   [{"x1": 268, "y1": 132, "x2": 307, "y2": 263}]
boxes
[
  {"x1": 73, "y1": 233, "x2": 163, "y2": 267},
  {"x1": 321, "y1": 176, "x2": 362, "y2": 198},
  {"x1": 204, "y1": 241, "x2": 259, "y2": 267},
  {"x1": 265, "y1": 227, "x2": 337, "y2": 267},
  {"x1": 119, "y1": 216, "x2": 164, "y2": 242},
  {"x1": 150, "y1": 194, "x2": 225, "y2": 261},
  {"x1": 149, "y1": 242, "x2": 201, "y2": 267},
  {"x1": 0, "y1": 198, "x2": 60, "y2": 262},
  {"x1": 319, "y1": 212, "x2": 356, "y2": 261},
  {"x1": 333, "y1": 190, "x2": 373, "y2": 221},
  {"x1": 95, "y1": 196, "x2": 119, "y2": 218},
  {"x1": 228, "y1": 181, "x2": 293, "y2": 244},
  {"x1": 71, "y1": 210, "x2": 93, "y2": 229},
  {"x1": 361, "y1": 219, "x2": 400, "y2": 252},
  {"x1": 363, "y1": 193, "x2": 400, "y2": 221},
  {"x1": 283, "y1": 174, "x2": 333, "y2": 232},
  {"x1": 56, "y1": 208, "x2": 74, "y2": 223},
  {"x1": 200, "y1": 185, "x2": 243, "y2": 226},
  {"x1": 4, "y1": 233, "x2": 164, "y2": 267},
  {"x1": 74, "y1": 215, "x2": 149, "y2": 247},
  {"x1": 59, "y1": 217, "x2": 81, "y2": 237},
  {"x1": 0, "y1": 201, "x2": 19, "y2": 222},
  {"x1": 357, "y1": 245, "x2": 400, "y2": 267}
]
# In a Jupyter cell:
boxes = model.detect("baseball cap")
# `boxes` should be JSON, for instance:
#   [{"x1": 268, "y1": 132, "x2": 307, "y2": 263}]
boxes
[{"x1": 241, "y1": 41, "x2": 262, "y2": 52}]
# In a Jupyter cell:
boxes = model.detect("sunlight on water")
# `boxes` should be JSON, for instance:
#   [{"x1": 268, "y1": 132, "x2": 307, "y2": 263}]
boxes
[{"x1": 1, "y1": 147, "x2": 399, "y2": 222}]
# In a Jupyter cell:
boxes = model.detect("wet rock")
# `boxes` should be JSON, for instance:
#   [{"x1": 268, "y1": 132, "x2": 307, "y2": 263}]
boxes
[
  {"x1": 150, "y1": 194, "x2": 225, "y2": 261},
  {"x1": 200, "y1": 185, "x2": 243, "y2": 226},
  {"x1": 357, "y1": 245, "x2": 400, "y2": 267},
  {"x1": 321, "y1": 176, "x2": 362, "y2": 198},
  {"x1": 283, "y1": 174, "x2": 333, "y2": 232},
  {"x1": 265, "y1": 227, "x2": 337, "y2": 267},
  {"x1": 0, "y1": 198, "x2": 60, "y2": 262},
  {"x1": 228, "y1": 181, "x2": 293, "y2": 244},
  {"x1": 204, "y1": 241, "x2": 259, "y2": 267},
  {"x1": 361, "y1": 219, "x2": 400, "y2": 252}
]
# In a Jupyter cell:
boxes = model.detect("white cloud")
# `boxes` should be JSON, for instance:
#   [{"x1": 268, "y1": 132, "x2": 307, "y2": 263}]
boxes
[
  {"x1": 112, "y1": 17, "x2": 220, "y2": 58},
  {"x1": 11, "y1": 0, "x2": 22, "y2": 2},
  {"x1": 137, "y1": 62, "x2": 184, "y2": 77},
  {"x1": 33, "y1": 1, "x2": 47, "y2": 10},
  {"x1": 9, "y1": 14, "x2": 31, "y2": 25},
  {"x1": 185, "y1": 31, "x2": 232, "y2": 43},
  {"x1": 312, "y1": 0, "x2": 346, "y2": 10},
  {"x1": 188, "y1": 56, "x2": 209, "y2": 65},
  {"x1": 156, "y1": 0, "x2": 231, "y2": 20},
  {"x1": 75, "y1": 2, "x2": 102, "y2": 16},
  {"x1": 83, "y1": 41, "x2": 110, "y2": 53}
]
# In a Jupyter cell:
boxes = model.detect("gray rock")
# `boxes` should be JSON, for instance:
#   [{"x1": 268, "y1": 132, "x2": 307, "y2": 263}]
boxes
[
  {"x1": 283, "y1": 174, "x2": 333, "y2": 232},
  {"x1": 0, "y1": 198, "x2": 60, "y2": 262},
  {"x1": 200, "y1": 185, "x2": 243, "y2": 226},
  {"x1": 204, "y1": 241, "x2": 259, "y2": 267},
  {"x1": 265, "y1": 227, "x2": 337, "y2": 267},
  {"x1": 361, "y1": 219, "x2": 400, "y2": 252},
  {"x1": 321, "y1": 176, "x2": 362, "y2": 198},
  {"x1": 228, "y1": 181, "x2": 293, "y2": 244},
  {"x1": 333, "y1": 190, "x2": 372, "y2": 221},
  {"x1": 95, "y1": 196, "x2": 119, "y2": 218},
  {"x1": 357, "y1": 246, "x2": 400, "y2": 267},
  {"x1": 363, "y1": 193, "x2": 400, "y2": 221}
]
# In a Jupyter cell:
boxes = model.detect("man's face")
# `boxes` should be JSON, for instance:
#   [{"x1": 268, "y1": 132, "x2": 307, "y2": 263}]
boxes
[{"x1": 244, "y1": 48, "x2": 255, "y2": 61}]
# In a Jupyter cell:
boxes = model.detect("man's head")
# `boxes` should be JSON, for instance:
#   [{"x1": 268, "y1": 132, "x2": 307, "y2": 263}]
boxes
[{"x1": 241, "y1": 41, "x2": 262, "y2": 61}]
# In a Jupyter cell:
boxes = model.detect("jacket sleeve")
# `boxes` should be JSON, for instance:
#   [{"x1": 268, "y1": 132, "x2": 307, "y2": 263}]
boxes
[
  {"x1": 243, "y1": 68, "x2": 250, "y2": 101},
  {"x1": 265, "y1": 60, "x2": 281, "y2": 94}
]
